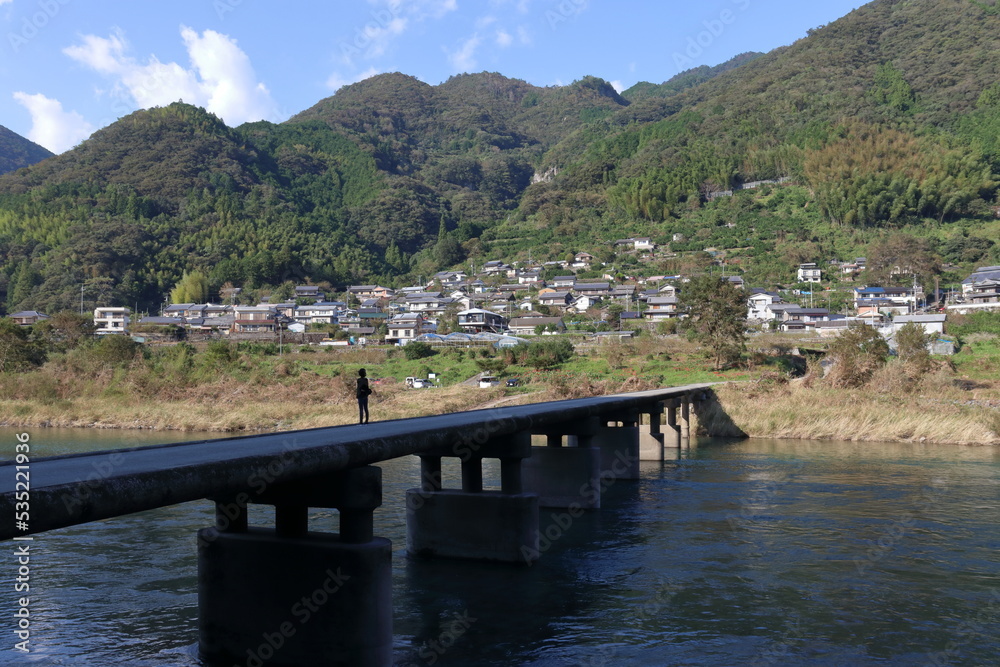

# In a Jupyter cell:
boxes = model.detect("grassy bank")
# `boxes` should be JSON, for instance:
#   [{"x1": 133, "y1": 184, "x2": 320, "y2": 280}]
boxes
[{"x1": 2, "y1": 331, "x2": 999, "y2": 445}]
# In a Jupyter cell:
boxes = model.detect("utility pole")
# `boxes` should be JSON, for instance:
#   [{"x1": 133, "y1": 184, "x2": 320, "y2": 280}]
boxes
[{"x1": 80, "y1": 285, "x2": 84, "y2": 315}]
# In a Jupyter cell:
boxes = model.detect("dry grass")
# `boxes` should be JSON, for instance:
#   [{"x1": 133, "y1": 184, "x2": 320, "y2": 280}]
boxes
[{"x1": 713, "y1": 365, "x2": 1000, "y2": 445}]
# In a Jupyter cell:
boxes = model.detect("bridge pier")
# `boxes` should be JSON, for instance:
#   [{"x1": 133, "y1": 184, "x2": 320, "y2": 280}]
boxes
[
  {"x1": 198, "y1": 466, "x2": 392, "y2": 667},
  {"x1": 639, "y1": 404, "x2": 667, "y2": 461},
  {"x1": 523, "y1": 417, "x2": 603, "y2": 509},
  {"x1": 589, "y1": 410, "x2": 641, "y2": 480},
  {"x1": 406, "y1": 431, "x2": 539, "y2": 563}
]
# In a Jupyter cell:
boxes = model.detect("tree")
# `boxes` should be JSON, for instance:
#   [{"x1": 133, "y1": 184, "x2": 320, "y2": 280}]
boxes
[
  {"x1": 403, "y1": 341, "x2": 435, "y2": 360},
  {"x1": 605, "y1": 302, "x2": 625, "y2": 329},
  {"x1": 866, "y1": 233, "x2": 939, "y2": 286},
  {"x1": 826, "y1": 323, "x2": 890, "y2": 387},
  {"x1": 679, "y1": 276, "x2": 747, "y2": 369},
  {"x1": 170, "y1": 271, "x2": 209, "y2": 304},
  {"x1": 895, "y1": 321, "x2": 933, "y2": 370}
]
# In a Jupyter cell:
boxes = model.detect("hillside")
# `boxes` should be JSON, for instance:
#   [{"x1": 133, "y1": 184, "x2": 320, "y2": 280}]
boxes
[
  {"x1": 0, "y1": 125, "x2": 52, "y2": 175},
  {"x1": 3, "y1": 0, "x2": 1000, "y2": 314}
]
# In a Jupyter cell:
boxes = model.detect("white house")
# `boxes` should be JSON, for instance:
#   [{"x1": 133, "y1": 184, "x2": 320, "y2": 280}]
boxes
[
  {"x1": 93, "y1": 307, "x2": 130, "y2": 335},
  {"x1": 797, "y1": 263, "x2": 822, "y2": 283},
  {"x1": 892, "y1": 314, "x2": 946, "y2": 337},
  {"x1": 747, "y1": 292, "x2": 784, "y2": 320},
  {"x1": 387, "y1": 314, "x2": 434, "y2": 345}
]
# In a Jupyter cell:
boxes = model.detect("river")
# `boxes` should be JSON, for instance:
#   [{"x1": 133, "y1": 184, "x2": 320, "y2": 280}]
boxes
[{"x1": 0, "y1": 428, "x2": 997, "y2": 666}]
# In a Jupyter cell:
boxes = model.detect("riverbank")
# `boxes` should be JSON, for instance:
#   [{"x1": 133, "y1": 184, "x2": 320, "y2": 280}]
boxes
[
  {"x1": 2, "y1": 333, "x2": 999, "y2": 445},
  {"x1": 2, "y1": 374, "x2": 998, "y2": 445}
]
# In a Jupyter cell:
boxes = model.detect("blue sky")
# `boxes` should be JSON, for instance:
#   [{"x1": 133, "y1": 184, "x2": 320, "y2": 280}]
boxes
[{"x1": 1, "y1": 0, "x2": 863, "y2": 153}]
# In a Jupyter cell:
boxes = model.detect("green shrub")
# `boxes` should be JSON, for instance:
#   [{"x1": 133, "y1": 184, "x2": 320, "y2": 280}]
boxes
[{"x1": 404, "y1": 341, "x2": 435, "y2": 360}]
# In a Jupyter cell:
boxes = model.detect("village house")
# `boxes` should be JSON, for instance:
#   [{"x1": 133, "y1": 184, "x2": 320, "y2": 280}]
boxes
[
  {"x1": 386, "y1": 313, "x2": 435, "y2": 345},
  {"x1": 747, "y1": 291, "x2": 784, "y2": 321},
  {"x1": 295, "y1": 285, "x2": 324, "y2": 300},
  {"x1": 293, "y1": 302, "x2": 341, "y2": 326},
  {"x1": 613, "y1": 237, "x2": 656, "y2": 252},
  {"x1": 797, "y1": 262, "x2": 822, "y2": 283},
  {"x1": 93, "y1": 307, "x2": 130, "y2": 335},
  {"x1": 507, "y1": 316, "x2": 566, "y2": 336},
  {"x1": 9, "y1": 310, "x2": 48, "y2": 326},
  {"x1": 572, "y1": 252, "x2": 595, "y2": 269},
  {"x1": 232, "y1": 306, "x2": 277, "y2": 333},
  {"x1": 551, "y1": 276, "x2": 576, "y2": 288},
  {"x1": 840, "y1": 257, "x2": 866, "y2": 280},
  {"x1": 538, "y1": 291, "x2": 573, "y2": 310},
  {"x1": 457, "y1": 309, "x2": 506, "y2": 334},
  {"x1": 574, "y1": 282, "x2": 611, "y2": 297},
  {"x1": 778, "y1": 307, "x2": 831, "y2": 332},
  {"x1": 644, "y1": 296, "x2": 679, "y2": 320},
  {"x1": 892, "y1": 314, "x2": 946, "y2": 337},
  {"x1": 853, "y1": 286, "x2": 918, "y2": 315},
  {"x1": 516, "y1": 269, "x2": 544, "y2": 285},
  {"x1": 348, "y1": 285, "x2": 395, "y2": 300},
  {"x1": 570, "y1": 294, "x2": 603, "y2": 312}
]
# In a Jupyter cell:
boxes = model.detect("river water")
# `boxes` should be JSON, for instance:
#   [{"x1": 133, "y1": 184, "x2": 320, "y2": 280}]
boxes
[{"x1": 0, "y1": 428, "x2": 998, "y2": 666}]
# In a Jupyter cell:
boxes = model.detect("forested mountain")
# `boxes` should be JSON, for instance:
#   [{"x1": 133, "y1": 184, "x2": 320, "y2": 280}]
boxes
[
  {"x1": 3, "y1": 0, "x2": 1000, "y2": 314},
  {"x1": 0, "y1": 125, "x2": 52, "y2": 176}
]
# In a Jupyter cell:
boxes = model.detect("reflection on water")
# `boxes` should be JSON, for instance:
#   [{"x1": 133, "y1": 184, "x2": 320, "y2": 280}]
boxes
[{"x1": 0, "y1": 429, "x2": 998, "y2": 665}]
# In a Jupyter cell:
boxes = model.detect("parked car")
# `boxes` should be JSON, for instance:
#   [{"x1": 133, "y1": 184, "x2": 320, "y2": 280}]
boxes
[
  {"x1": 405, "y1": 377, "x2": 434, "y2": 389},
  {"x1": 479, "y1": 375, "x2": 500, "y2": 388},
  {"x1": 505, "y1": 378, "x2": 521, "y2": 387}
]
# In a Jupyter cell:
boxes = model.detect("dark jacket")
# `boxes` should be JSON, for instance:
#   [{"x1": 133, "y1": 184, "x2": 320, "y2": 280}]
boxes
[{"x1": 356, "y1": 377, "x2": 371, "y2": 399}]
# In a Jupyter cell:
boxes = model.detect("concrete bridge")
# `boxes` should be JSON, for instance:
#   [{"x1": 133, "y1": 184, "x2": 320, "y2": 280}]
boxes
[{"x1": 0, "y1": 384, "x2": 718, "y2": 666}]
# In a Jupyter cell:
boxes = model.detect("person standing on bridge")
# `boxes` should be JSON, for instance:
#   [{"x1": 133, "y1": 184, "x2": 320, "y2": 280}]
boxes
[{"x1": 357, "y1": 368, "x2": 372, "y2": 424}]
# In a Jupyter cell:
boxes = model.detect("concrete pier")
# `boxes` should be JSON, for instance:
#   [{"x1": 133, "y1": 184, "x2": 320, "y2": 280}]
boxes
[
  {"x1": 524, "y1": 418, "x2": 603, "y2": 509},
  {"x1": 406, "y1": 432, "x2": 539, "y2": 563},
  {"x1": 639, "y1": 405, "x2": 667, "y2": 461},
  {"x1": 198, "y1": 467, "x2": 392, "y2": 667},
  {"x1": 589, "y1": 410, "x2": 641, "y2": 480}
]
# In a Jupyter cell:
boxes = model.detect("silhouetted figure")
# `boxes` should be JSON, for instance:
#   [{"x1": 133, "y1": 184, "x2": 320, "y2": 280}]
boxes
[{"x1": 356, "y1": 368, "x2": 372, "y2": 424}]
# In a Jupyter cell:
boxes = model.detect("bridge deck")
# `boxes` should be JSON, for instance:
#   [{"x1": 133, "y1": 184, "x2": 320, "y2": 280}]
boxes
[{"x1": 0, "y1": 384, "x2": 713, "y2": 539}]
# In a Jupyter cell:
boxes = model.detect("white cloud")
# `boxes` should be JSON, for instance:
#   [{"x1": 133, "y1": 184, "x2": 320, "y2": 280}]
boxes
[
  {"x1": 326, "y1": 67, "x2": 381, "y2": 92},
  {"x1": 0, "y1": 0, "x2": 13, "y2": 5},
  {"x1": 610, "y1": 80, "x2": 624, "y2": 93},
  {"x1": 64, "y1": 26, "x2": 281, "y2": 127},
  {"x1": 517, "y1": 26, "x2": 531, "y2": 45},
  {"x1": 448, "y1": 34, "x2": 481, "y2": 72},
  {"x1": 476, "y1": 15, "x2": 497, "y2": 29},
  {"x1": 496, "y1": 29, "x2": 512, "y2": 47},
  {"x1": 12, "y1": 92, "x2": 95, "y2": 154}
]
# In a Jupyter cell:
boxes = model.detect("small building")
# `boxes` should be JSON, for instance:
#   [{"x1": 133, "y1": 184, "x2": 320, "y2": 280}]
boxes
[
  {"x1": 295, "y1": 285, "x2": 323, "y2": 300},
  {"x1": 457, "y1": 309, "x2": 506, "y2": 334},
  {"x1": 539, "y1": 291, "x2": 573, "y2": 309},
  {"x1": 507, "y1": 317, "x2": 565, "y2": 336},
  {"x1": 232, "y1": 306, "x2": 277, "y2": 333},
  {"x1": 645, "y1": 296, "x2": 679, "y2": 320},
  {"x1": 93, "y1": 307, "x2": 130, "y2": 335},
  {"x1": 892, "y1": 314, "x2": 946, "y2": 337},
  {"x1": 797, "y1": 263, "x2": 822, "y2": 283},
  {"x1": 387, "y1": 314, "x2": 434, "y2": 345},
  {"x1": 8, "y1": 311, "x2": 48, "y2": 326},
  {"x1": 551, "y1": 276, "x2": 576, "y2": 288}
]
